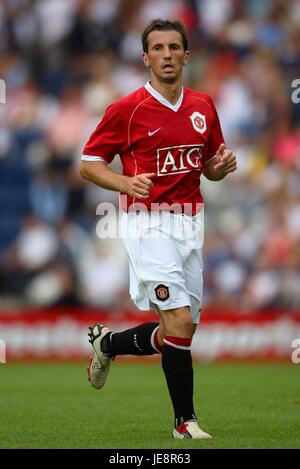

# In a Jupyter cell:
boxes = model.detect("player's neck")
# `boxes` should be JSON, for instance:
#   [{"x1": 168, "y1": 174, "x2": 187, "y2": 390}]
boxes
[{"x1": 149, "y1": 78, "x2": 183, "y2": 105}]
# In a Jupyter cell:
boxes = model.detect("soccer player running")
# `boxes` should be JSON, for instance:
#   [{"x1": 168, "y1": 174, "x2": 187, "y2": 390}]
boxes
[{"x1": 80, "y1": 19, "x2": 237, "y2": 439}]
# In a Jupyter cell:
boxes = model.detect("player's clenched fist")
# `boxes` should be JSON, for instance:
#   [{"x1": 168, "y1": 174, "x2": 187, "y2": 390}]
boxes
[
  {"x1": 122, "y1": 173, "x2": 155, "y2": 199},
  {"x1": 203, "y1": 143, "x2": 237, "y2": 181},
  {"x1": 213, "y1": 143, "x2": 237, "y2": 176}
]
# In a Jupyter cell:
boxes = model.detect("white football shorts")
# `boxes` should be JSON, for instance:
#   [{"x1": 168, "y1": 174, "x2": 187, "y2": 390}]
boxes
[{"x1": 120, "y1": 209, "x2": 204, "y2": 324}]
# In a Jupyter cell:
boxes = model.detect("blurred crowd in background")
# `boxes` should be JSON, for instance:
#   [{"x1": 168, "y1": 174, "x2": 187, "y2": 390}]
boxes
[{"x1": 0, "y1": 0, "x2": 299, "y2": 312}]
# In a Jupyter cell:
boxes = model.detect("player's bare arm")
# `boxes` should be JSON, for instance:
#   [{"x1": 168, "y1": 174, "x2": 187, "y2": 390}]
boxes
[
  {"x1": 203, "y1": 143, "x2": 237, "y2": 181},
  {"x1": 80, "y1": 161, "x2": 154, "y2": 200}
]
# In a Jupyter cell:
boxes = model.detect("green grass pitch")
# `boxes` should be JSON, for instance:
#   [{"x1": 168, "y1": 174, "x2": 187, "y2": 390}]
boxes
[{"x1": 0, "y1": 360, "x2": 299, "y2": 449}]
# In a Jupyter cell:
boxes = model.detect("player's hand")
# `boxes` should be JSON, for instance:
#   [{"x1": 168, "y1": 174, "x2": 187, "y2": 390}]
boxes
[
  {"x1": 213, "y1": 144, "x2": 237, "y2": 177},
  {"x1": 122, "y1": 173, "x2": 155, "y2": 199}
]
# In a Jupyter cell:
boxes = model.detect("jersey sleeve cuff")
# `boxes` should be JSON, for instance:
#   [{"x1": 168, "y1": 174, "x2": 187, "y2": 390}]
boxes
[{"x1": 81, "y1": 155, "x2": 108, "y2": 164}]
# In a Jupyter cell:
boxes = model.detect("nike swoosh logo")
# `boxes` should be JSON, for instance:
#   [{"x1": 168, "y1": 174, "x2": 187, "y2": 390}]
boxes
[{"x1": 148, "y1": 128, "x2": 161, "y2": 136}]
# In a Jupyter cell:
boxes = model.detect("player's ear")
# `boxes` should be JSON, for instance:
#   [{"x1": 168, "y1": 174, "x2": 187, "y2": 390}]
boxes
[
  {"x1": 183, "y1": 50, "x2": 190, "y2": 65},
  {"x1": 142, "y1": 52, "x2": 151, "y2": 68}
]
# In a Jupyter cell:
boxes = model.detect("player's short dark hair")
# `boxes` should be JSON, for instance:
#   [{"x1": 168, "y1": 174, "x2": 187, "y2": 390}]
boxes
[{"x1": 142, "y1": 19, "x2": 189, "y2": 53}]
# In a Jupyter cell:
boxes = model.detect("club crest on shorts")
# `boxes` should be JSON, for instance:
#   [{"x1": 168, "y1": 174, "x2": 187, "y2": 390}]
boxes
[
  {"x1": 189, "y1": 111, "x2": 206, "y2": 134},
  {"x1": 155, "y1": 284, "x2": 169, "y2": 301}
]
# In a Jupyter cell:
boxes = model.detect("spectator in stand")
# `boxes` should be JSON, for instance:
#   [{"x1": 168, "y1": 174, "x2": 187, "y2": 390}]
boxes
[{"x1": 0, "y1": 0, "x2": 299, "y2": 311}]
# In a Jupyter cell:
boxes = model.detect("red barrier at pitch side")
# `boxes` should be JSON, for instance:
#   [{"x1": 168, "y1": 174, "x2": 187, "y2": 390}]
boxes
[{"x1": 0, "y1": 308, "x2": 299, "y2": 361}]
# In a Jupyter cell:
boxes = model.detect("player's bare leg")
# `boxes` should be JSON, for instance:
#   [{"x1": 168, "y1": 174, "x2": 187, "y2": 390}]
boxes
[{"x1": 159, "y1": 306, "x2": 211, "y2": 439}]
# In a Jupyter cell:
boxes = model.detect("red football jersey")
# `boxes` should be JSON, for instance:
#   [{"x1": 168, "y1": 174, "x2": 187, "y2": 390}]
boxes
[{"x1": 82, "y1": 82, "x2": 224, "y2": 214}]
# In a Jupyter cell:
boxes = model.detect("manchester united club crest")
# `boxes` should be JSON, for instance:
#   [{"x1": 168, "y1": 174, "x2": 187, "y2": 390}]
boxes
[
  {"x1": 189, "y1": 111, "x2": 207, "y2": 134},
  {"x1": 155, "y1": 284, "x2": 170, "y2": 302}
]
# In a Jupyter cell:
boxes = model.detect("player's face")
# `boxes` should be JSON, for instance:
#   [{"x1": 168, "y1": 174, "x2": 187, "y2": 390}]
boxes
[{"x1": 142, "y1": 30, "x2": 190, "y2": 84}]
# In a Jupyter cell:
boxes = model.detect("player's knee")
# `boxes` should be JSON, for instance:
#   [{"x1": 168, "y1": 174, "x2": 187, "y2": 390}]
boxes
[
  {"x1": 177, "y1": 311, "x2": 194, "y2": 336},
  {"x1": 162, "y1": 306, "x2": 194, "y2": 337}
]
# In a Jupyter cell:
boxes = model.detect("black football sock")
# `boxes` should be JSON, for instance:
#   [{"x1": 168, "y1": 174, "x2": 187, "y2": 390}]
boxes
[
  {"x1": 101, "y1": 322, "x2": 162, "y2": 357},
  {"x1": 161, "y1": 336, "x2": 196, "y2": 426}
]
